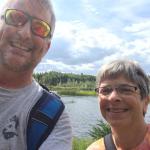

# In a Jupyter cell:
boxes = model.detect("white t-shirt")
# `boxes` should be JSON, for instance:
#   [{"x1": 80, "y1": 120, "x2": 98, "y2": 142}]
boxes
[{"x1": 0, "y1": 80, "x2": 72, "y2": 150}]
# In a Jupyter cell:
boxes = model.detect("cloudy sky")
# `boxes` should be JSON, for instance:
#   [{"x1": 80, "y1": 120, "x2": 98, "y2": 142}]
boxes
[{"x1": 1, "y1": 0, "x2": 150, "y2": 75}]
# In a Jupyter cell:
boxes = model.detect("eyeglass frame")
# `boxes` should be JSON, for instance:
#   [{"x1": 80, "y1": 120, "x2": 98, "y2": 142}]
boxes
[
  {"x1": 1, "y1": 9, "x2": 52, "y2": 38},
  {"x1": 95, "y1": 84, "x2": 139, "y2": 96}
]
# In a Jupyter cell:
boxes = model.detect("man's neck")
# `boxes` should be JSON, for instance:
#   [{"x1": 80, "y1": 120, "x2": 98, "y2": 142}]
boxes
[{"x1": 0, "y1": 69, "x2": 33, "y2": 89}]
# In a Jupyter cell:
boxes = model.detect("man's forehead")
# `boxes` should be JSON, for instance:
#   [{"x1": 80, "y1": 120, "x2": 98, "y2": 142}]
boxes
[
  {"x1": 3, "y1": 0, "x2": 51, "y2": 10},
  {"x1": 3, "y1": 0, "x2": 51, "y2": 19}
]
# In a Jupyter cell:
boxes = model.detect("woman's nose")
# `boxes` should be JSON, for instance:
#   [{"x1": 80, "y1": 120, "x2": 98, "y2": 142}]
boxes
[{"x1": 107, "y1": 89, "x2": 121, "y2": 102}]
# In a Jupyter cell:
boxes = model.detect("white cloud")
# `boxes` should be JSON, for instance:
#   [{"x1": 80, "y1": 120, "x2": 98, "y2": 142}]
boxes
[
  {"x1": 55, "y1": 21, "x2": 123, "y2": 54},
  {"x1": 110, "y1": 0, "x2": 150, "y2": 19},
  {"x1": 35, "y1": 59, "x2": 97, "y2": 74},
  {"x1": 73, "y1": 27, "x2": 122, "y2": 50},
  {"x1": 81, "y1": 0, "x2": 99, "y2": 15},
  {"x1": 124, "y1": 20, "x2": 150, "y2": 37}
]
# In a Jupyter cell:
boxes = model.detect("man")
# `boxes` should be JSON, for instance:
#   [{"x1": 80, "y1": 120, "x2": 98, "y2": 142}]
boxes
[
  {"x1": 0, "y1": 0, "x2": 72, "y2": 150},
  {"x1": 87, "y1": 59, "x2": 150, "y2": 150}
]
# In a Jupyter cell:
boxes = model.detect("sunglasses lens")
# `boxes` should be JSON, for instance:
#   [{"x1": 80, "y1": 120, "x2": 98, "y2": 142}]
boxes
[
  {"x1": 4, "y1": 9, "x2": 51, "y2": 38},
  {"x1": 32, "y1": 19, "x2": 51, "y2": 38},
  {"x1": 5, "y1": 9, "x2": 27, "y2": 26}
]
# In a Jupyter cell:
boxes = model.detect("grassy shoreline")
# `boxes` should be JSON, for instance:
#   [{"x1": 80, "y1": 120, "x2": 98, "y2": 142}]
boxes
[
  {"x1": 49, "y1": 86, "x2": 96, "y2": 96},
  {"x1": 58, "y1": 90, "x2": 96, "y2": 96},
  {"x1": 73, "y1": 137, "x2": 94, "y2": 150}
]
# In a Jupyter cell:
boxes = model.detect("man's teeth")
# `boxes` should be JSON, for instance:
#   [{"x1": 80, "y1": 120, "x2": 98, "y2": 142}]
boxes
[{"x1": 12, "y1": 42, "x2": 30, "y2": 51}]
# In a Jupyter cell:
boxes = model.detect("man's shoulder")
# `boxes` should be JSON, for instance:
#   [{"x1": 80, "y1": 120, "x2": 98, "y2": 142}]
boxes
[{"x1": 86, "y1": 138, "x2": 105, "y2": 150}]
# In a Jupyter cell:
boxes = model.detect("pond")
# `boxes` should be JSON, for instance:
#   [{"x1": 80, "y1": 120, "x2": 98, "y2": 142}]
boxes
[{"x1": 62, "y1": 96, "x2": 150, "y2": 138}]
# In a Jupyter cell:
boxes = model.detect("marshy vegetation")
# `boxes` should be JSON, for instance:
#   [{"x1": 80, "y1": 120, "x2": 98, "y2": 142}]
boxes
[
  {"x1": 72, "y1": 120, "x2": 111, "y2": 150},
  {"x1": 34, "y1": 71, "x2": 96, "y2": 96}
]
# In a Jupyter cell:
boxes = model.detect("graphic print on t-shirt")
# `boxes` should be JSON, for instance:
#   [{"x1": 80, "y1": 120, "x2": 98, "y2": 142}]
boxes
[{"x1": 2, "y1": 115, "x2": 19, "y2": 139}]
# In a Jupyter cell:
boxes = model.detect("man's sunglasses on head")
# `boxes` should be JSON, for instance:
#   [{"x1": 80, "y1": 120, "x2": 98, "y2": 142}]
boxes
[{"x1": 1, "y1": 9, "x2": 51, "y2": 38}]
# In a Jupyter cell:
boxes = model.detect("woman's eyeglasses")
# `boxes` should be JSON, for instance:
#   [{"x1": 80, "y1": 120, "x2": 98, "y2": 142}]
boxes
[
  {"x1": 95, "y1": 84, "x2": 138, "y2": 96},
  {"x1": 1, "y1": 9, "x2": 51, "y2": 38}
]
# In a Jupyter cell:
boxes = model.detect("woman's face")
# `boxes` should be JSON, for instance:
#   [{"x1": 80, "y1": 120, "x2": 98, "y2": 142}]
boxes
[{"x1": 98, "y1": 75, "x2": 149, "y2": 128}]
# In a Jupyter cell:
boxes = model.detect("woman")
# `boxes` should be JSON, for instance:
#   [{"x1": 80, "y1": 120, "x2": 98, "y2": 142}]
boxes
[{"x1": 87, "y1": 59, "x2": 150, "y2": 150}]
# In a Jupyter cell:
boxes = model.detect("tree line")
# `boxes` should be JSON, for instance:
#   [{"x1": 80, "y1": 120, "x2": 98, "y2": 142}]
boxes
[{"x1": 34, "y1": 71, "x2": 96, "y2": 90}]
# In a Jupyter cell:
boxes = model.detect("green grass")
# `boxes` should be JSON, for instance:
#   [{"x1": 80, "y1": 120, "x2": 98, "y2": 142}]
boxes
[
  {"x1": 49, "y1": 86, "x2": 96, "y2": 96},
  {"x1": 58, "y1": 90, "x2": 96, "y2": 96},
  {"x1": 73, "y1": 137, "x2": 93, "y2": 150}
]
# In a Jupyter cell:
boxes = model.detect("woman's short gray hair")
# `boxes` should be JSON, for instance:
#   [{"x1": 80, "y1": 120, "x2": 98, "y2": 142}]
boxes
[{"x1": 96, "y1": 59, "x2": 150, "y2": 99}]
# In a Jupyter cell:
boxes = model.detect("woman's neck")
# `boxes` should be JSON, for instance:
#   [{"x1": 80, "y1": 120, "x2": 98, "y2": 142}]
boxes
[{"x1": 111, "y1": 122, "x2": 148, "y2": 150}]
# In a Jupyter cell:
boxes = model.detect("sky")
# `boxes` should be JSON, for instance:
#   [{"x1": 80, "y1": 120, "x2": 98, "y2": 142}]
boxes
[{"x1": 1, "y1": 0, "x2": 150, "y2": 75}]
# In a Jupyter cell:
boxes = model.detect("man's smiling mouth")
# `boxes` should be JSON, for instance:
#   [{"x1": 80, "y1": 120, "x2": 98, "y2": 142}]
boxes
[{"x1": 11, "y1": 41, "x2": 32, "y2": 52}]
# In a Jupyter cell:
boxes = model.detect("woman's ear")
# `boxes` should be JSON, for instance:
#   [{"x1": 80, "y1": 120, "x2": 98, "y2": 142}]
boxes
[{"x1": 143, "y1": 96, "x2": 150, "y2": 116}]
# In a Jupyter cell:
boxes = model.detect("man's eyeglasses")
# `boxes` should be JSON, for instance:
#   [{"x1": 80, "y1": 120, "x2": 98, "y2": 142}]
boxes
[
  {"x1": 95, "y1": 84, "x2": 138, "y2": 96},
  {"x1": 1, "y1": 9, "x2": 51, "y2": 38}
]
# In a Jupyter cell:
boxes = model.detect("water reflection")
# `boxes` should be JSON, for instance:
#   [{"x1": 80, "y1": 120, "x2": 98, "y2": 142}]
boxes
[{"x1": 62, "y1": 96, "x2": 101, "y2": 137}]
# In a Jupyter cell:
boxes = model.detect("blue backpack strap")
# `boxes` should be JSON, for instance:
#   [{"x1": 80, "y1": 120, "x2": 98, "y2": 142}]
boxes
[
  {"x1": 27, "y1": 90, "x2": 65, "y2": 150},
  {"x1": 104, "y1": 133, "x2": 117, "y2": 150}
]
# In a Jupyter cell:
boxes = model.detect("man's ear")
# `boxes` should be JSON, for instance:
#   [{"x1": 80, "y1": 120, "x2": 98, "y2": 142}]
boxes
[
  {"x1": 42, "y1": 41, "x2": 51, "y2": 57},
  {"x1": 47, "y1": 41, "x2": 51, "y2": 49},
  {"x1": 44, "y1": 41, "x2": 51, "y2": 53}
]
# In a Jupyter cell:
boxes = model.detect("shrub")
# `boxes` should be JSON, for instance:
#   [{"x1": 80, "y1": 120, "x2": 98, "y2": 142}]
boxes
[{"x1": 88, "y1": 120, "x2": 111, "y2": 140}]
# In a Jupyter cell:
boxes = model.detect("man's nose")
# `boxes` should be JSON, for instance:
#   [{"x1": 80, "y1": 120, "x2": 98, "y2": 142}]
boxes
[{"x1": 17, "y1": 21, "x2": 32, "y2": 39}]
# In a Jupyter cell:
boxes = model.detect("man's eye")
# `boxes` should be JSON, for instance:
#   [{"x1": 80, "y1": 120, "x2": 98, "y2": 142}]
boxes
[{"x1": 11, "y1": 13, "x2": 27, "y2": 25}]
